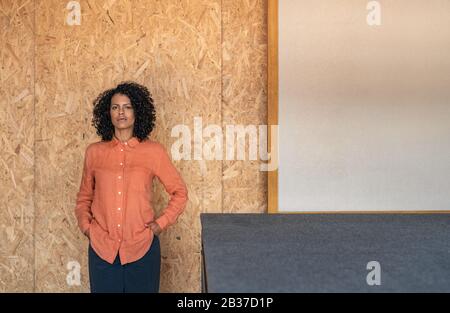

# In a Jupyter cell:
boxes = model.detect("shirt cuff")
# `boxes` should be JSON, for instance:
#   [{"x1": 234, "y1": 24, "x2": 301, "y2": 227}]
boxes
[
  {"x1": 80, "y1": 221, "x2": 91, "y2": 235},
  {"x1": 155, "y1": 215, "x2": 169, "y2": 232}
]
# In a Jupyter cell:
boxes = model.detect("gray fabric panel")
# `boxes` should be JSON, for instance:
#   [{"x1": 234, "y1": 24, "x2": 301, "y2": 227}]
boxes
[{"x1": 201, "y1": 213, "x2": 450, "y2": 292}]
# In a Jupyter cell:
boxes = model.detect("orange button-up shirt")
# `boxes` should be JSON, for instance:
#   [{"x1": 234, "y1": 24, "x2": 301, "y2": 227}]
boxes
[{"x1": 74, "y1": 136, "x2": 188, "y2": 265}]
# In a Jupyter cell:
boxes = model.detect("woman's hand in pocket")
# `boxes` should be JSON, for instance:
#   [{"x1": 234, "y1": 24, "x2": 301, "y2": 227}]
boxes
[
  {"x1": 84, "y1": 228, "x2": 90, "y2": 240},
  {"x1": 145, "y1": 221, "x2": 162, "y2": 236}
]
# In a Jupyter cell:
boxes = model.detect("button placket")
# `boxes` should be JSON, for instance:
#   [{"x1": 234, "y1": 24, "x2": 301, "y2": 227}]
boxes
[{"x1": 117, "y1": 144, "x2": 125, "y2": 242}]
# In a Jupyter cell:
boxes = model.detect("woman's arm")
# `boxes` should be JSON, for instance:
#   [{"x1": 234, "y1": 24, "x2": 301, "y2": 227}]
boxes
[
  {"x1": 153, "y1": 143, "x2": 189, "y2": 233},
  {"x1": 74, "y1": 145, "x2": 95, "y2": 237}
]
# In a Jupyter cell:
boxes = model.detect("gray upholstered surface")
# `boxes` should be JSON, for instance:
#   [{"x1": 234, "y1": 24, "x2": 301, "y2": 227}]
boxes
[{"x1": 200, "y1": 213, "x2": 450, "y2": 292}]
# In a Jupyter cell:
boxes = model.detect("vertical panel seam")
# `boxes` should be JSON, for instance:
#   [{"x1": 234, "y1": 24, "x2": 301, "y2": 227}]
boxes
[
  {"x1": 220, "y1": 0, "x2": 223, "y2": 214},
  {"x1": 32, "y1": 0, "x2": 36, "y2": 293}
]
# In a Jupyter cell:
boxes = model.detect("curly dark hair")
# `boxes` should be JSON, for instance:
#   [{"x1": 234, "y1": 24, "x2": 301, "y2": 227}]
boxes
[{"x1": 91, "y1": 81, "x2": 156, "y2": 142}]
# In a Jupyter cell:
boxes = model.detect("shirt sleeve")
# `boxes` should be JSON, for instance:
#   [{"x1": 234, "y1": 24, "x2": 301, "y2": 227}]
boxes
[
  {"x1": 74, "y1": 145, "x2": 95, "y2": 235},
  {"x1": 154, "y1": 143, "x2": 189, "y2": 232}
]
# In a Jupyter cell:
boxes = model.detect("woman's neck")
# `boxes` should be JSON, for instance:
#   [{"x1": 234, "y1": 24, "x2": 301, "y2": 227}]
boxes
[{"x1": 114, "y1": 130, "x2": 133, "y2": 142}]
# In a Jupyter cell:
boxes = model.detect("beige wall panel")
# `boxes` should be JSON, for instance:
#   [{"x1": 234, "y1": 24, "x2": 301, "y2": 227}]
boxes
[
  {"x1": 277, "y1": 0, "x2": 450, "y2": 212},
  {"x1": 222, "y1": 0, "x2": 268, "y2": 213},
  {"x1": 0, "y1": 0, "x2": 35, "y2": 292}
]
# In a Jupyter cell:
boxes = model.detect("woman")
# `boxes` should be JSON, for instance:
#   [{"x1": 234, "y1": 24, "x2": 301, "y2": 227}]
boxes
[{"x1": 74, "y1": 81, "x2": 188, "y2": 293}]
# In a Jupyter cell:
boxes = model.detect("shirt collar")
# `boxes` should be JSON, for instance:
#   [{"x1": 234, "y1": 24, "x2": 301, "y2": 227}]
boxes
[{"x1": 109, "y1": 136, "x2": 139, "y2": 148}]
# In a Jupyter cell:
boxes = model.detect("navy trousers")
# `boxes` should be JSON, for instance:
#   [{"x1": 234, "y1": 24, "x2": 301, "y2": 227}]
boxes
[{"x1": 88, "y1": 236, "x2": 161, "y2": 293}]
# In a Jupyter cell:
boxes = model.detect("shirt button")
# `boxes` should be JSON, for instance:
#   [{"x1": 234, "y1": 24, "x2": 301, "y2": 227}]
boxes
[
  {"x1": 118, "y1": 191, "x2": 121, "y2": 195},
  {"x1": 120, "y1": 163, "x2": 123, "y2": 166},
  {"x1": 118, "y1": 239, "x2": 121, "y2": 242},
  {"x1": 120, "y1": 148, "x2": 123, "y2": 151},
  {"x1": 118, "y1": 207, "x2": 121, "y2": 211},
  {"x1": 125, "y1": 142, "x2": 128, "y2": 145},
  {"x1": 118, "y1": 224, "x2": 121, "y2": 227},
  {"x1": 118, "y1": 176, "x2": 122, "y2": 179}
]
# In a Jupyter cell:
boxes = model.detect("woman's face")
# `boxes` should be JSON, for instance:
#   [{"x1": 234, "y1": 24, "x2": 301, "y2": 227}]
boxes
[{"x1": 110, "y1": 93, "x2": 136, "y2": 132}]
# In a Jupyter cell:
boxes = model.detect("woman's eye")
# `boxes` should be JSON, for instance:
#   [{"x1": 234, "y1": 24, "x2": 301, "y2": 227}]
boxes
[{"x1": 111, "y1": 106, "x2": 132, "y2": 110}]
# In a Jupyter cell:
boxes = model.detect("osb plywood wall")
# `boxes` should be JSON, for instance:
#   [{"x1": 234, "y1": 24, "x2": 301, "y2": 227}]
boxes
[
  {"x1": 0, "y1": 0, "x2": 267, "y2": 292},
  {"x1": 0, "y1": 0, "x2": 35, "y2": 292}
]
